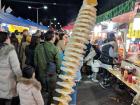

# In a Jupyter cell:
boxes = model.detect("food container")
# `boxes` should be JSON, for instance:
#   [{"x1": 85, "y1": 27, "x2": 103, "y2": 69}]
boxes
[
  {"x1": 127, "y1": 74, "x2": 133, "y2": 83},
  {"x1": 132, "y1": 76, "x2": 137, "y2": 84},
  {"x1": 120, "y1": 67, "x2": 125, "y2": 76},
  {"x1": 124, "y1": 70, "x2": 128, "y2": 81}
]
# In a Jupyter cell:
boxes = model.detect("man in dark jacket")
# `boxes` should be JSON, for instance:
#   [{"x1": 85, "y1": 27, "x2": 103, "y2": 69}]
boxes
[{"x1": 34, "y1": 30, "x2": 61, "y2": 105}]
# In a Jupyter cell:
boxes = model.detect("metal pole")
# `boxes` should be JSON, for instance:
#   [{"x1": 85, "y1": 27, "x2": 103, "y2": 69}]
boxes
[
  {"x1": 0, "y1": 0, "x2": 1, "y2": 11},
  {"x1": 37, "y1": 8, "x2": 39, "y2": 24},
  {"x1": 49, "y1": 20, "x2": 51, "y2": 27}
]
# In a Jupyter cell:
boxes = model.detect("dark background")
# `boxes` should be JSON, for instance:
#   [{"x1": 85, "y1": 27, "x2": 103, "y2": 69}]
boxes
[{"x1": 2, "y1": 0, "x2": 127, "y2": 26}]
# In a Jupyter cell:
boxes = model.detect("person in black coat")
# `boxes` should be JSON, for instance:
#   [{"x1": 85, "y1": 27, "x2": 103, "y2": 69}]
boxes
[
  {"x1": 25, "y1": 36, "x2": 38, "y2": 67},
  {"x1": 10, "y1": 33, "x2": 19, "y2": 54}
]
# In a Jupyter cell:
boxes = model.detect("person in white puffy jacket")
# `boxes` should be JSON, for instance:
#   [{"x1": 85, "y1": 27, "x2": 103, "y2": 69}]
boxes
[
  {"x1": 0, "y1": 32, "x2": 22, "y2": 105},
  {"x1": 17, "y1": 66, "x2": 44, "y2": 105}
]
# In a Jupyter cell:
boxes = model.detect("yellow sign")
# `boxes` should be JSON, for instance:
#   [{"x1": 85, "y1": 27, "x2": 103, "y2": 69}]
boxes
[
  {"x1": 128, "y1": 22, "x2": 140, "y2": 38},
  {"x1": 8, "y1": 25, "x2": 29, "y2": 32}
]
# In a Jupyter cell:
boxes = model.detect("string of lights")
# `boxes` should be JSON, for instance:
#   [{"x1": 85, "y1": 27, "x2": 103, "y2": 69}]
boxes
[{"x1": 10, "y1": 0, "x2": 73, "y2": 6}]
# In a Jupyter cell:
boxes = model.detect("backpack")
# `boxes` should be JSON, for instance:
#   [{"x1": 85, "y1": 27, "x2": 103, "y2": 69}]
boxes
[
  {"x1": 43, "y1": 44, "x2": 57, "y2": 75},
  {"x1": 99, "y1": 44, "x2": 114, "y2": 65}
]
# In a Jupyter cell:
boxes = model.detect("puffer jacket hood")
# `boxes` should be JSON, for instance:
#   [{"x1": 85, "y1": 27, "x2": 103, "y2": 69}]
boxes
[
  {"x1": 102, "y1": 41, "x2": 114, "y2": 47},
  {"x1": 18, "y1": 77, "x2": 41, "y2": 90},
  {"x1": 0, "y1": 44, "x2": 14, "y2": 57}
]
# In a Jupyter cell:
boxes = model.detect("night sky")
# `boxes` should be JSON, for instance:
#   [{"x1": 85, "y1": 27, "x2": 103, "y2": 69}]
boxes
[{"x1": 2, "y1": 0, "x2": 127, "y2": 26}]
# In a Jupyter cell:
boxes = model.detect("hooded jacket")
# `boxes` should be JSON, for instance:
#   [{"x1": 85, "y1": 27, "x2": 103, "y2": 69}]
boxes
[
  {"x1": 99, "y1": 44, "x2": 114, "y2": 65},
  {"x1": 0, "y1": 44, "x2": 22, "y2": 99},
  {"x1": 34, "y1": 41, "x2": 61, "y2": 78},
  {"x1": 108, "y1": 41, "x2": 118, "y2": 58},
  {"x1": 17, "y1": 78, "x2": 44, "y2": 105}
]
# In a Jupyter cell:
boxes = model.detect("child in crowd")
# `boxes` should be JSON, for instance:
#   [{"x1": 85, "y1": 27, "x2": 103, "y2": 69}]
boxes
[
  {"x1": 70, "y1": 60, "x2": 82, "y2": 105},
  {"x1": 17, "y1": 66, "x2": 44, "y2": 105}
]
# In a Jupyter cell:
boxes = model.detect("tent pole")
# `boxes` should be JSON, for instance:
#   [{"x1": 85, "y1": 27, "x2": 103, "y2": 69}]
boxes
[
  {"x1": 0, "y1": 0, "x2": 1, "y2": 11},
  {"x1": 37, "y1": 8, "x2": 39, "y2": 24}
]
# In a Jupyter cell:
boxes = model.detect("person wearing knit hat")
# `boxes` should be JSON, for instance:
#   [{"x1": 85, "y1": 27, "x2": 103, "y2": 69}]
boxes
[
  {"x1": 17, "y1": 66, "x2": 44, "y2": 105},
  {"x1": 22, "y1": 66, "x2": 34, "y2": 79}
]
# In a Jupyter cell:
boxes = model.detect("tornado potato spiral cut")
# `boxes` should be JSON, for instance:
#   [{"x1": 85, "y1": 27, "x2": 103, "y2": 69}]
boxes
[{"x1": 52, "y1": 0, "x2": 97, "y2": 105}]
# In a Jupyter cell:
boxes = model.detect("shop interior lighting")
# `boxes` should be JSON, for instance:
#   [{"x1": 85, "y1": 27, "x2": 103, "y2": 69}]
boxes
[
  {"x1": 94, "y1": 25, "x2": 102, "y2": 33},
  {"x1": 126, "y1": 39, "x2": 131, "y2": 52},
  {"x1": 1, "y1": 23, "x2": 8, "y2": 27},
  {"x1": 133, "y1": 3, "x2": 140, "y2": 30},
  {"x1": 118, "y1": 31, "x2": 122, "y2": 36},
  {"x1": 107, "y1": 21, "x2": 114, "y2": 31},
  {"x1": 131, "y1": 38, "x2": 136, "y2": 41}
]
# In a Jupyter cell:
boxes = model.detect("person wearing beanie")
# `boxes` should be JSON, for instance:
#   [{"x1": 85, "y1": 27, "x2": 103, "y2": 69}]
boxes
[{"x1": 17, "y1": 66, "x2": 44, "y2": 105}]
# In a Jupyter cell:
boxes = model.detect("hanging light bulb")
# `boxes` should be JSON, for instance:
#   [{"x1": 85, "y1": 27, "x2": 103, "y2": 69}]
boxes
[{"x1": 133, "y1": 3, "x2": 140, "y2": 30}]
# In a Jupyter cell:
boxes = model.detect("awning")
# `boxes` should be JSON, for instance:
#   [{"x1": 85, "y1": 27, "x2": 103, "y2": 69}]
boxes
[
  {"x1": 0, "y1": 12, "x2": 48, "y2": 30},
  {"x1": 2, "y1": 13, "x2": 29, "y2": 27},
  {"x1": 63, "y1": 22, "x2": 74, "y2": 30},
  {"x1": 112, "y1": 11, "x2": 135, "y2": 23},
  {"x1": 97, "y1": 0, "x2": 136, "y2": 23}
]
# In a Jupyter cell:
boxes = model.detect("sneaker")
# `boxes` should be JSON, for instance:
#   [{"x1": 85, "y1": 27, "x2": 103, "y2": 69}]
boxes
[
  {"x1": 99, "y1": 81, "x2": 110, "y2": 89},
  {"x1": 92, "y1": 78, "x2": 99, "y2": 83},
  {"x1": 87, "y1": 75, "x2": 92, "y2": 79},
  {"x1": 104, "y1": 83, "x2": 110, "y2": 87},
  {"x1": 99, "y1": 81, "x2": 106, "y2": 89}
]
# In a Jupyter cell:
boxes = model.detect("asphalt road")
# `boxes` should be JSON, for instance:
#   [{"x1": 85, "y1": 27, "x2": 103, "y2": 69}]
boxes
[{"x1": 77, "y1": 80, "x2": 133, "y2": 105}]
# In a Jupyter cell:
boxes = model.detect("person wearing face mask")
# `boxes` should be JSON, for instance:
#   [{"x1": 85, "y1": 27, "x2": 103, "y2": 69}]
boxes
[
  {"x1": 34, "y1": 30, "x2": 61, "y2": 105},
  {"x1": 0, "y1": 32, "x2": 22, "y2": 105}
]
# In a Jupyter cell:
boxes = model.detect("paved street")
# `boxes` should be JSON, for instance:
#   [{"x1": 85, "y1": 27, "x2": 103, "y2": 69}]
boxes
[{"x1": 77, "y1": 80, "x2": 133, "y2": 105}]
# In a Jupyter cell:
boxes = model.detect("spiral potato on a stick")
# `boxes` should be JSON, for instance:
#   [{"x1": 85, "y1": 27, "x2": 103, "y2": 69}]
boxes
[{"x1": 52, "y1": 0, "x2": 97, "y2": 105}]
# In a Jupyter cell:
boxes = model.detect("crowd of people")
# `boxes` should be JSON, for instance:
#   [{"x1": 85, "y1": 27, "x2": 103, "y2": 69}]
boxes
[
  {"x1": 0, "y1": 28, "x2": 119, "y2": 105},
  {"x1": 83, "y1": 32, "x2": 118, "y2": 88},
  {"x1": 0, "y1": 29, "x2": 68, "y2": 105}
]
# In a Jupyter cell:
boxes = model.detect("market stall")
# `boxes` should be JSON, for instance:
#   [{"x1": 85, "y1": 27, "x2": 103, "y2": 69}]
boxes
[
  {"x1": 0, "y1": 12, "x2": 48, "y2": 32},
  {"x1": 95, "y1": 0, "x2": 140, "y2": 95}
]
